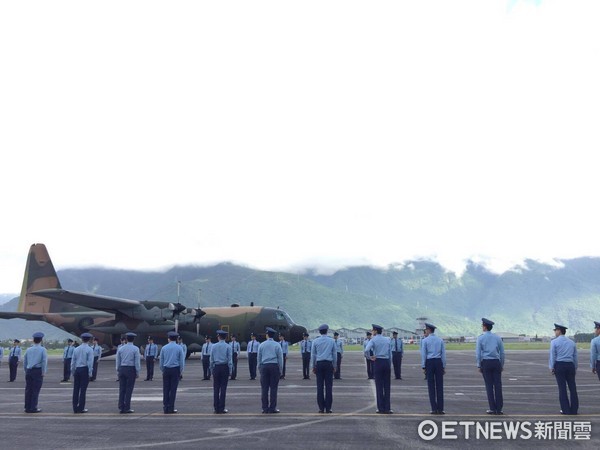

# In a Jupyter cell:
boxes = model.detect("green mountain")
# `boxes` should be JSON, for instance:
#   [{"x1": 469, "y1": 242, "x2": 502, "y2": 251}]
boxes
[{"x1": 2, "y1": 258, "x2": 600, "y2": 340}]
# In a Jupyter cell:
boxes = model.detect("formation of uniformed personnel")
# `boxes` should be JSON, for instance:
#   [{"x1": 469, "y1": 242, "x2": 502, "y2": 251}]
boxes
[
  {"x1": 279, "y1": 334, "x2": 289, "y2": 380},
  {"x1": 8, "y1": 339, "x2": 21, "y2": 382},
  {"x1": 390, "y1": 331, "x2": 403, "y2": 380},
  {"x1": 364, "y1": 331, "x2": 374, "y2": 379},
  {"x1": 300, "y1": 332, "x2": 312, "y2": 380},
  {"x1": 476, "y1": 318, "x2": 505, "y2": 415},
  {"x1": 144, "y1": 336, "x2": 158, "y2": 381},
  {"x1": 590, "y1": 321, "x2": 600, "y2": 381},
  {"x1": 365, "y1": 324, "x2": 393, "y2": 414},
  {"x1": 23, "y1": 332, "x2": 47, "y2": 413},
  {"x1": 160, "y1": 331, "x2": 185, "y2": 414},
  {"x1": 230, "y1": 335, "x2": 240, "y2": 380},
  {"x1": 549, "y1": 323, "x2": 579, "y2": 415},
  {"x1": 258, "y1": 327, "x2": 283, "y2": 413},
  {"x1": 201, "y1": 336, "x2": 212, "y2": 380},
  {"x1": 421, "y1": 323, "x2": 446, "y2": 414},
  {"x1": 116, "y1": 332, "x2": 141, "y2": 414},
  {"x1": 334, "y1": 332, "x2": 343, "y2": 379},
  {"x1": 210, "y1": 329, "x2": 233, "y2": 414},
  {"x1": 247, "y1": 333, "x2": 259, "y2": 380},
  {"x1": 311, "y1": 324, "x2": 337, "y2": 413},
  {"x1": 90, "y1": 337, "x2": 102, "y2": 381},
  {"x1": 71, "y1": 332, "x2": 94, "y2": 413},
  {"x1": 61, "y1": 338, "x2": 75, "y2": 383}
]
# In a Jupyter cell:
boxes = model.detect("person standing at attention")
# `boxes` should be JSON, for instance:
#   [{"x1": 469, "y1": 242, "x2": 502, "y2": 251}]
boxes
[
  {"x1": 421, "y1": 323, "x2": 446, "y2": 415},
  {"x1": 258, "y1": 327, "x2": 283, "y2": 413}
]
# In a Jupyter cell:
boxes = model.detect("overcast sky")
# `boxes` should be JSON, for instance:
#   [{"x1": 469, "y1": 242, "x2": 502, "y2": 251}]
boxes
[{"x1": 1, "y1": 1, "x2": 598, "y2": 294}]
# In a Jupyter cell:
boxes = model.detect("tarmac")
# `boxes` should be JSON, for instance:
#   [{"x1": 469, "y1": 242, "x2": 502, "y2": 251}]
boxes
[{"x1": 1, "y1": 349, "x2": 599, "y2": 449}]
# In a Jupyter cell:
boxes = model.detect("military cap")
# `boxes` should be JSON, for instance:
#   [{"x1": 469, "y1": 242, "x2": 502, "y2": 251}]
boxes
[
  {"x1": 392, "y1": 331, "x2": 398, "y2": 335},
  {"x1": 216, "y1": 329, "x2": 228, "y2": 336},
  {"x1": 81, "y1": 332, "x2": 93, "y2": 339},
  {"x1": 318, "y1": 324, "x2": 329, "y2": 332},
  {"x1": 372, "y1": 324, "x2": 383, "y2": 333},
  {"x1": 32, "y1": 332, "x2": 44, "y2": 339},
  {"x1": 250, "y1": 332, "x2": 255, "y2": 337},
  {"x1": 125, "y1": 332, "x2": 137, "y2": 338},
  {"x1": 147, "y1": 336, "x2": 153, "y2": 340},
  {"x1": 482, "y1": 318, "x2": 495, "y2": 327},
  {"x1": 553, "y1": 323, "x2": 567, "y2": 332},
  {"x1": 67, "y1": 338, "x2": 74, "y2": 343},
  {"x1": 594, "y1": 321, "x2": 600, "y2": 329},
  {"x1": 167, "y1": 331, "x2": 179, "y2": 338},
  {"x1": 424, "y1": 323, "x2": 436, "y2": 331},
  {"x1": 366, "y1": 331, "x2": 372, "y2": 336},
  {"x1": 265, "y1": 327, "x2": 277, "y2": 334},
  {"x1": 333, "y1": 332, "x2": 339, "y2": 337},
  {"x1": 303, "y1": 332, "x2": 309, "y2": 337},
  {"x1": 14, "y1": 339, "x2": 21, "y2": 343}
]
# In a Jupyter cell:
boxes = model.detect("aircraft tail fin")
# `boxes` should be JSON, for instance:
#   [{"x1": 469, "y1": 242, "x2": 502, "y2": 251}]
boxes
[{"x1": 18, "y1": 243, "x2": 63, "y2": 314}]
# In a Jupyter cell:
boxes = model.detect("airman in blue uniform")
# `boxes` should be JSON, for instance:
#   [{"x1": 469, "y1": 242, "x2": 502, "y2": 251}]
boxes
[
  {"x1": 421, "y1": 323, "x2": 446, "y2": 414},
  {"x1": 311, "y1": 324, "x2": 337, "y2": 413},
  {"x1": 258, "y1": 327, "x2": 284, "y2": 413},
  {"x1": 549, "y1": 323, "x2": 578, "y2": 415},
  {"x1": 300, "y1": 333, "x2": 312, "y2": 379},
  {"x1": 201, "y1": 336, "x2": 212, "y2": 380},
  {"x1": 177, "y1": 337, "x2": 187, "y2": 380},
  {"x1": 247, "y1": 333, "x2": 259, "y2": 380},
  {"x1": 476, "y1": 318, "x2": 505, "y2": 414},
  {"x1": 23, "y1": 332, "x2": 47, "y2": 413},
  {"x1": 590, "y1": 321, "x2": 600, "y2": 381},
  {"x1": 334, "y1": 332, "x2": 343, "y2": 379},
  {"x1": 71, "y1": 332, "x2": 94, "y2": 413},
  {"x1": 144, "y1": 336, "x2": 158, "y2": 381},
  {"x1": 279, "y1": 335, "x2": 289, "y2": 380},
  {"x1": 365, "y1": 324, "x2": 393, "y2": 414},
  {"x1": 364, "y1": 331, "x2": 374, "y2": 379},
  {"x1": 8, "y1": 339, "x2": 21, "y2": 382},
  {"x1": 230, "y1": 335, "x2": 240, "y2": 380},
  {"x1": 90, "y1": 337, "x2": 102, "y2": 381},
  {"x1": 61, "y1": 338, "x2": 74, "y2": 382},
  {"x1": 390, "y1": 331, "x2": 403, "y2": 380},
  {"x1": 210, "y1": 329, "x2": 233, "y2": 414},
  {"x1": 117, "y1": 332, "x2": 141, "y2": 414},
  {"x1": 160, "y1": 331, "x2": 185, "y2": 414}
]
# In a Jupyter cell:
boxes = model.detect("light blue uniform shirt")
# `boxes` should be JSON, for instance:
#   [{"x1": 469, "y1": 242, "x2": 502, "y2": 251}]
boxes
[
  {"x1": 335, "y1": 338, "x2": 343, "y2": 355},
  {"x1": 231, "y1": 341, "x2": 240, "y2": 355},
  {"x1": 92, "y1": 344, "x2": 102, "y2": 358},
  {"x1": 280, "y1": 340, "x2": 289, "y2": 355},
  {"x1": 390, "y1": 336, "x2": 403, "y2": 353},
  {"x1": 160, "y1": 341, "x2": 185, "y2": 374},
  {"x1": 310, "y1": 335, "x2": 337, "y2": 370},
  {"x1": 63, "y1": 345, "x2": 74, "y2": 359},
  {"x1": 549, "y1": 335, "x2": 578, "y2": 369},
  {"x1": 247, "y1": 339, "x2": 259, "y2": 354},
  {"x1": 476, "y1": 331, "x2": 505, "y2": 368},
  {"x1": 71, "y1": 343, "x2": 94, "y2": 375},
  {"x1": 301, "y1": 340, "x2": 312, "y2": 354},
  {"x1": 364, "y1": 334, "x2": 392, "y2": 365},
  {"x1": 201, "y1": 342, "x2": 212, "y2": 356},
  {"x1": 210, "y1": 340, "x2": 233, "y2": 372},
  {"x1": 420, "y1": 334, "x2": 446, "y2": 368},
  {"x1": 10, "y1": 346, "x2": 22, "y2": 360},
  {"x1": 23, "y1": 344, "x2": 48, "y2": 374},
  {"x1": 179, "y1": 342, "x2": 187, "y2": 356},
  {"x1": 258, "y1": 338, "x2": 283, "y2": 372},
  {"x1": 590, "y1": 335, "x2": 600, "y2": 368},
  {"x1": 116, "y1": 343, "x2": 141, "y2": 376},
  {"x1": 145, "y1": 343, "x2": 158, "y2": 358}
]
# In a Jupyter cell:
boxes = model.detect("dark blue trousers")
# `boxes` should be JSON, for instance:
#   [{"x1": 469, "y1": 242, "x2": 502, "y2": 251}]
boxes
[
  {"x1": 231, "y1": 353, "x2": 238, "y2": 380},
  {"x1": 212, "y1": 364, "x2": 229, "y2": 412},
  {"x1": 425, "y1": 358, "x2": 444, "y2": 412},
  {"x1": 315, "y1": 360, "x2": 334, "y2": 412},
  {"x1": 373, "y1": 358, "x2": 391, "y2": 412},
  {"x1": 248, "y1": 353, "x2": 258, "y2": 379},
  {"x1": 145, "y1": 356, "x2": 155, "y2": 380},
  {"x1": 118, "y1": 366, "x2": 137, "y2": 411},
  {"x1": 302, "y1": 353, "x2": 311, "y2": 378},
  {"x1": 260, "y1": 363, "x2": 280, "y2": 412},
  {"x1": 392, "y1": 352, "x2": 403, "y2": 379},
  {"x1": 91, "y1": 356, "x2": 99, "y2": 380},
  {"x1": 481, "y1": 359, "x2": 503, "y2": 412},
  {"x1": 162, "y1": 366, "x2": 180, "y2": 413},
  {"x1": 554, "y1": 361, "x2": 578, "y2": 415},
  {"x1": 335, "y1": 353, "x2": 342, "y2": 379},
  {"x1": 9, "y1": 356, "x2": 18, "y2": 381},
  {"x1": 63, "y1": 358, "x2": 72, "y2": 381},
  {"x1": 24, "y1": 368, "x2": 43, "y2": 412},
  {"x1": 365, "y1": 358, "x2": 373, "y2": 379},
  {"x1": 596, "y1": 361, "x2": 600, "y2": 381},
  {"x1": 72, "y1": 366, "x2": 90, "y2": 412},
  {"x1": 202, "y1": 355, "x2": 211, "y2": 379}
]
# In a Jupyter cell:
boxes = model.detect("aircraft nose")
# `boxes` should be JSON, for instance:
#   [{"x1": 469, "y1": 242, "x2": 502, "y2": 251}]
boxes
[{"x1": 289, "y1": 324, "x2": 308, "y2": 344}]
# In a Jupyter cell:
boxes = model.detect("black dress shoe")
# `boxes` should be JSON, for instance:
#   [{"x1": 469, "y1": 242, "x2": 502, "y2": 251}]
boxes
[
  {"x1": 438, "y1": 411, "x2": 445, "y2": 415},
  {"x1": 326, "y1": 410, "x2": 332, "y2": 414},
  {"x1": 318, "y1": 410, "x2": 324, "y2": 414},
  {"x1": 486, "y1": 410, "x2": 496, "y2": 415},
  {"x1": 270, "y1": 409, "x2": 280, "y2": 414},
  {"x1": 75, "y1": 409, "x2": 89, "y2": 414},
  {"x1": 120, "y1": 409, "x2": 134, "y2": 414},
  {"x1": 262, "y1": 410, "x2": 268, "y2": 414},
  {"x1": 26, "y1": 409, "x2": 42, "y2": 413},
  {"x1": 430, "y1": 411, "x2": 438, "y2": 414}
]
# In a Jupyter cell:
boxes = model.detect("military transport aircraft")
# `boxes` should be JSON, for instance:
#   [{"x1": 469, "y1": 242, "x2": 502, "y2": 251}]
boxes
[{"x1": 0, "y1": 244, "x2": 307, "y2": 357}]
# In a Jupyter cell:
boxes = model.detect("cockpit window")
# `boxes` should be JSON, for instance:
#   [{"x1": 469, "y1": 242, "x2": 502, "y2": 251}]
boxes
[{"x1": 274, "y1": 310, "x2": 294, "y2": 324}]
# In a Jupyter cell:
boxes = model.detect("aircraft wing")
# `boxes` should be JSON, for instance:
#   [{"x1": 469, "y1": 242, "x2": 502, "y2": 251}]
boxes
[
  {"x1": 0, "y1": 312, "x2": 48, "y2": 321},
  {"x1": 31, "y1": 288, "x2": 142, "y2": 313}
]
